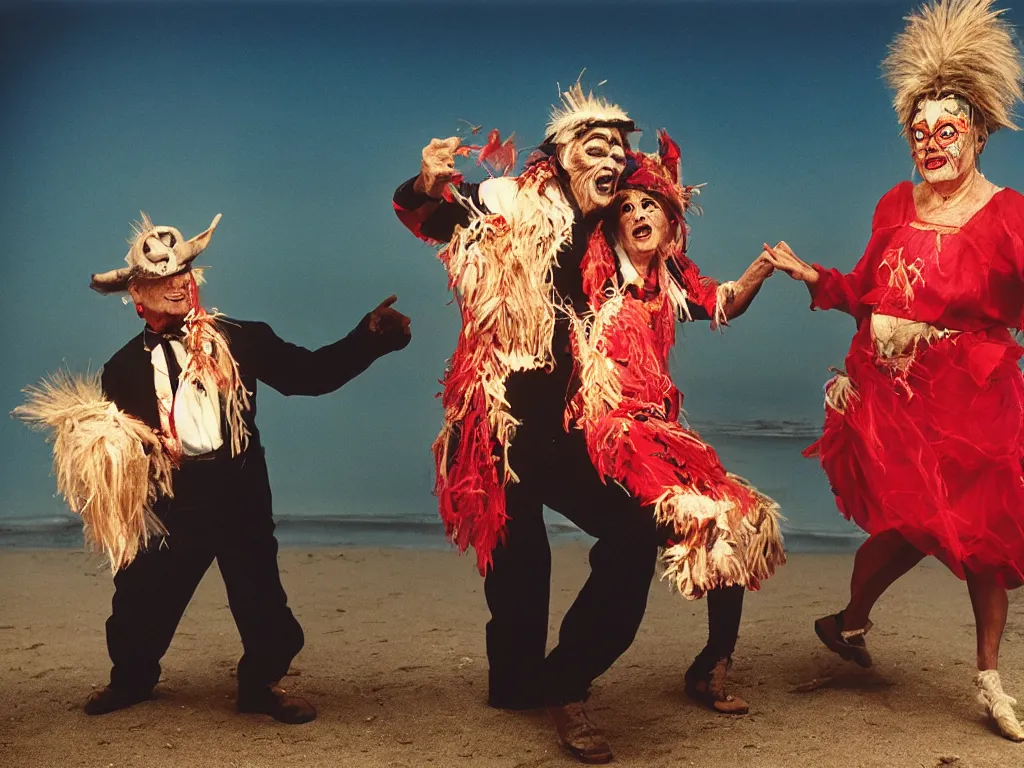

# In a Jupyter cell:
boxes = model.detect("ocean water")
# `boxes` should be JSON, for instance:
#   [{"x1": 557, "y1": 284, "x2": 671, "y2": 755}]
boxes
[{"x1": 0, "y1": 420, "x2": 865, "y2": 554}]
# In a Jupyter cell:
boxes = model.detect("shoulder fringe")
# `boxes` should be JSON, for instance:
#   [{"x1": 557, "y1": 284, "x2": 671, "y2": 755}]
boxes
[
  {"x1": 12, "y1": 370, "x2": 172, "y2": 572},
  {"x1": 883, "y1": 0, "x2": 1023, "y2": 132},
  {"x1": 432, "y1": 159, "x2": 574, "y2": 572},
  {"x1": 182, "y1": 310, "x2": 251, "y2": 457}
]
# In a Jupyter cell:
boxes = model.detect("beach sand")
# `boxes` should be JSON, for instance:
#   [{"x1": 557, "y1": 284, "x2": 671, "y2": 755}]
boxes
[{"x1": 1, "y1": 546, "x2": 1022, "y2": 768}]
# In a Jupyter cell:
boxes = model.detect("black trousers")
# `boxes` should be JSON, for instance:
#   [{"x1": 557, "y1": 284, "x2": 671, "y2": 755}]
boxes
[
  {"x1": 484, "y1": 429, "x2": 661, "y2": 707},
  {"x1": 105, "y1": 450, "x2": 304, "y2": 694}
]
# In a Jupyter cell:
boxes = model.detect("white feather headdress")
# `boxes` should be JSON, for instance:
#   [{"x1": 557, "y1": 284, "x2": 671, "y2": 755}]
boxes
[
  {"x1": 544, "y1": 76, "x2": 635, "y2": 146},
  {"x1": 883, "y1": 0, "x2": 1023, "y2": 133}
]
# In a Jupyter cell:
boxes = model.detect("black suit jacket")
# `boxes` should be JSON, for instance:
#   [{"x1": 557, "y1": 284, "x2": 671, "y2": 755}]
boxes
[{"x1": 100, "y1": 314, "x2": 405, "y2": 452}]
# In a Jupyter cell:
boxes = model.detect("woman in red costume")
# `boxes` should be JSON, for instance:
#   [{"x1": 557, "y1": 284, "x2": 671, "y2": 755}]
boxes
[
  {"x1": 569, "y1": 131, "x2": 785, "y2": 712},
  {"x1": 764, "y1": 0, "x2": 1024, "y2": 741}
]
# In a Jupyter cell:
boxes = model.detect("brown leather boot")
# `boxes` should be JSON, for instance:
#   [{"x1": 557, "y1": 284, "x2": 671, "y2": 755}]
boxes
[
  {"x1": 237, "y1": 684, "x2": 316, "y2": 724},
  {"x1": 685, "y1": 657, "x2": 750, "y2": 715},
  {"x1": 546, "y1": 701, "x2": 614, "y2": 764}
]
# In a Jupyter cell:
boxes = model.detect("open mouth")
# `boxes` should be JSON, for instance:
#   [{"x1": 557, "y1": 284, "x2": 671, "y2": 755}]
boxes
[
  {"x1": 594, "y1": 171, "x2": 616, "y2": 196},
  {"x1": 631, "y1": 223, "x2": 652, "y2": 241},
  {"x1": 164, "y1": 292, "x2": 187, "y2": 303},
  {"x1": 924, "y1": 156, "x2": 948, "y2": 171}
]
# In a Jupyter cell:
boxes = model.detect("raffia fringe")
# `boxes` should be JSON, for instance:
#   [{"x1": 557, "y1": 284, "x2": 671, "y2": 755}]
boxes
[
  {"x1": 182, "y1": 310, "x2": 251, "y2": 457},
  {"x1": 824, "y1": 369, "x2": 859, "y2": 415},
  {"x1": 12, "y1": 370, "x2": 172, "y2": 572},
  {"x1": 432, "y1": 160, "x2": 575, "y2": 569},
  {"x1": 660, "y1": 473, "x2": 785, "y2": 600}
]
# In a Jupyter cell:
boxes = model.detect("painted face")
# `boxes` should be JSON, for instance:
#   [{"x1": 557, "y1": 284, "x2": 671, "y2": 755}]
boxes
[
  {"x1": 615, "y1": 189, "x2": 673, "y2": 268},
  {"x1": 129, "y1": 269, "x2": 195, "y2": 326},
  {"x1": 557, "y1": 126, "x2": 627, "y2": 215},
  {"x1": 909, "y1": 95, "x2": 980, "y2": 184}
]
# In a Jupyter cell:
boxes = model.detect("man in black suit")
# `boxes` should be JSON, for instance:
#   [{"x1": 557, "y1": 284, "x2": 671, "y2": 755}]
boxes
[{"x1": 83, "y1": 212, "x2": 411, "y2": 722}]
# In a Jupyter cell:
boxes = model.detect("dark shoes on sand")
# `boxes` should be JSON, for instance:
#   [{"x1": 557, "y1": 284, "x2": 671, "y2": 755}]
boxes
[
  {"x1": 684, "y1": 656, "x2": 750, "y2": 715},
  {"x1": 237, "y1": 684, "x2": 317, "y2": 724},
  {"x1": 83, "y1": 683, "x2": 316, "y2": 724},
  {"x1": 547, "y1": 702, "x2": 614, "y2": 764},
  {"x1": 83, "y1": 686, "x2": 153, "y2": 715},
  {"x1": 814, "y1": 610, "x2": 873, "y2": 668}
]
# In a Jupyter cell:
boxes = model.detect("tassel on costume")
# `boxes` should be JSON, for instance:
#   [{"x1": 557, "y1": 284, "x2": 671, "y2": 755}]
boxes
[{"x1": 12, "y1": 370, "x2": 172, "y2": 572}]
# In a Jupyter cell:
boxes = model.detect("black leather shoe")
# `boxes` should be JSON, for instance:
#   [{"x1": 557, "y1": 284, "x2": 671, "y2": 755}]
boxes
[
  {"x1": 83, "y1": 686, "x2": 153, "y2": 715},
  {"x1": 237, "y1": 685, "x2": 316, "y2": 724}
]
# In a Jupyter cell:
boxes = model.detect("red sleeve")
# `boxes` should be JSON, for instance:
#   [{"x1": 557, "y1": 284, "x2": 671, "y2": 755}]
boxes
[
  {"x1": 673, "y1": 255, "x2": 719, "y2": 321},
  {"x1": 807, "y1": 183, "x2": 910, "y2": 319}
]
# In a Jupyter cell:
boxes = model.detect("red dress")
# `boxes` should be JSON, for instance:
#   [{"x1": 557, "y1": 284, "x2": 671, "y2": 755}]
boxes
[{"x1": 806, "y1": 181, "x2": 1024, "y2": 587}]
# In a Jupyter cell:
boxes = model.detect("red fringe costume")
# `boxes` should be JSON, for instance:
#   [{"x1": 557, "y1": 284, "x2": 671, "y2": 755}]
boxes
[
  {"x1": 430, "y1": 159, "x2": 575, "y2": 574},
  {"x1": 805, "y1": 181, "x2": 1024, "y2": 588},
  {"x1": 568, "y1": 215, "x2": 785, "y2": 600}
]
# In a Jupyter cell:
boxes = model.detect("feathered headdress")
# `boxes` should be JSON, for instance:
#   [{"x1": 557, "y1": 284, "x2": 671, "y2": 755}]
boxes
[
  {"x1": 882, "y1": 0, "x2": 1023, "y2": 133},
  {"x1": 544, "y1": 76, "x2": 636, "y2": 146}
]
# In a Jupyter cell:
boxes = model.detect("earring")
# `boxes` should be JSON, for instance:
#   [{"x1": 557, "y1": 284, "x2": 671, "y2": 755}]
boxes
[{"x1": 135, "y1": 303, "x2": 145, "y2": 317}]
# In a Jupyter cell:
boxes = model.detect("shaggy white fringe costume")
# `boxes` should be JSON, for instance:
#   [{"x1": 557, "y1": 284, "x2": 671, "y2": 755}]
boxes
[{"x1": 13, "y1": 371, "x2": 172, "y2": 571}]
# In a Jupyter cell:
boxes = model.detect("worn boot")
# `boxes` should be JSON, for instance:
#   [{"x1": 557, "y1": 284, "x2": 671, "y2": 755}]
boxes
[
  {"x1": 977, "y1": 670, "x2": 1024, "y2": 742},
  {"x1": 814, "y1": 610, "x2": 873, "y2": 668},
  {"x1": 237, "y1": 684, "x2": 316, "y2": 724},
  {"x1": 685, "y1": 656, "x2": 749, "y2": 714},
  {"x1": 83, "y1": 686, "x2": 153, "y2": 715},
  {"x1": 546, "y1": 701, "x2": 614, "y2": 764}
]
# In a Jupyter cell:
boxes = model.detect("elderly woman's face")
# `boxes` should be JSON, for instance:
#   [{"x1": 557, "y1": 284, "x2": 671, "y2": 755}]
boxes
[
  {"x1": 615, "y1": 189, "x2": 673, "y2": 266},
  {"x1": 909, "y1": 94, "x2": 984, "y2": 185}
]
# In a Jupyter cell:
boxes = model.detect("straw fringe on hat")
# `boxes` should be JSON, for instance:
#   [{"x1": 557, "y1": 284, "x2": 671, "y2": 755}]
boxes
[
  {"x1": 544, "y1": 75, "x2": 636, "y2": 146},
  {"x1": 90, "y1": 212, "x2": 222, "y2": 294},
  {"x1": 883, "y1": 0, "x2": 1024, "y2": 133}
]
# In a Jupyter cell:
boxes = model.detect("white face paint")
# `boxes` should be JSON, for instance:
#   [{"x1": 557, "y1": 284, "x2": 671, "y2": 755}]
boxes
[
  {"x1": 909, "y1": 95, "x2": 979, "y2": 184},
  {"x1": 614, "y1": 189, "x2": 674, "y2": 271},
  {"x1": 557, "y1": 127, "x2": 627, "y2": 215}
]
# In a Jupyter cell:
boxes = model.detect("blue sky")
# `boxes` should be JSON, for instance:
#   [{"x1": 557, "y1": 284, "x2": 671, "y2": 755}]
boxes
[{"x1": 2, "y1": 1, "x2": 1022, "y2": 521}]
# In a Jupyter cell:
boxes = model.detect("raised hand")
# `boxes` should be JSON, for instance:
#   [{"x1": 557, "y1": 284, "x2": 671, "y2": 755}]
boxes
[
  {"x1": 414, "y1": 137, "x2": 462, "y2": 199},
  {"x1": 761, "y1": 241, "x2": 819, "y2": 284},
  {"x1": 368, "y1": 295, "x2": 412, "y2": 350}
]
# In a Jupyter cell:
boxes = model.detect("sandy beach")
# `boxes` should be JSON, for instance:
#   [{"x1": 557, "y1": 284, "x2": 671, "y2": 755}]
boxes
[{"x1": 1, "y1": 545, "x2": 1022, "y2": 768}]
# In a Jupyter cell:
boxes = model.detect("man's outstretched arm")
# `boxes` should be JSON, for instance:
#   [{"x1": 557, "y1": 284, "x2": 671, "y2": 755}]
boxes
[{"x1": 238, "y1": 296, "x2": 412, "y2": 397}]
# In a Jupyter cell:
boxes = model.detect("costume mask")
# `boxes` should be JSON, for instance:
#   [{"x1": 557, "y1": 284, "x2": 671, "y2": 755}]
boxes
[
  {"x1": 910, "y1": 94, "x2": 982, "y2": 184},
  {"x1": 615, "y1": 189, "x2": 673, "y2": 270},
  {"x1": 557, "y1": 126, "x2": 627, "y2": 215}
]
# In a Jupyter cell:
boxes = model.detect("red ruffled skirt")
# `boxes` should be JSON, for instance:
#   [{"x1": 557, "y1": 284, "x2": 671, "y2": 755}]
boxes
[{"x1": 805, "y1": 325, "x2": 1024, "y2": 588}]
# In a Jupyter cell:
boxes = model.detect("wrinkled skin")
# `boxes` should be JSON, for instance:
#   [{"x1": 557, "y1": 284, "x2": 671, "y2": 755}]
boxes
[
  {"x1": 557, "y1": 126, "x2": 627, "y2": 215},
  {"x1": 614, "y1": 189, "x2": 674, "y2": 273},
  {"x1": 128, "y1": 270, "x2": 195, "y2": 332}
]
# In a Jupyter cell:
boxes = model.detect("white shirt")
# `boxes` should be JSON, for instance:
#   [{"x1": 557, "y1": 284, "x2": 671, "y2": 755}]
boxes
[{"x1": 150, "y1": 339, "x2": 224, "y2": 456}]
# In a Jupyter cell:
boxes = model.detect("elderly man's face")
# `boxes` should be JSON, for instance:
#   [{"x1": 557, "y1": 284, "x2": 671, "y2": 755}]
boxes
[
  {"x1": 128, "y1": 269, "x2": 195, "y2": 326},
  {"x1": 557, "y1": 126, "x2": 627, "y2": 215}
]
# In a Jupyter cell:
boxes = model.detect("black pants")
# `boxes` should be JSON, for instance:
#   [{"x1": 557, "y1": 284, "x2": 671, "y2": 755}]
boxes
[
  {"x1": 105, "y1": 450, "x2": 303, "y2": 695},
  {"x1": 484, "y1": 430, "x2": 661, "y2": 707}
]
